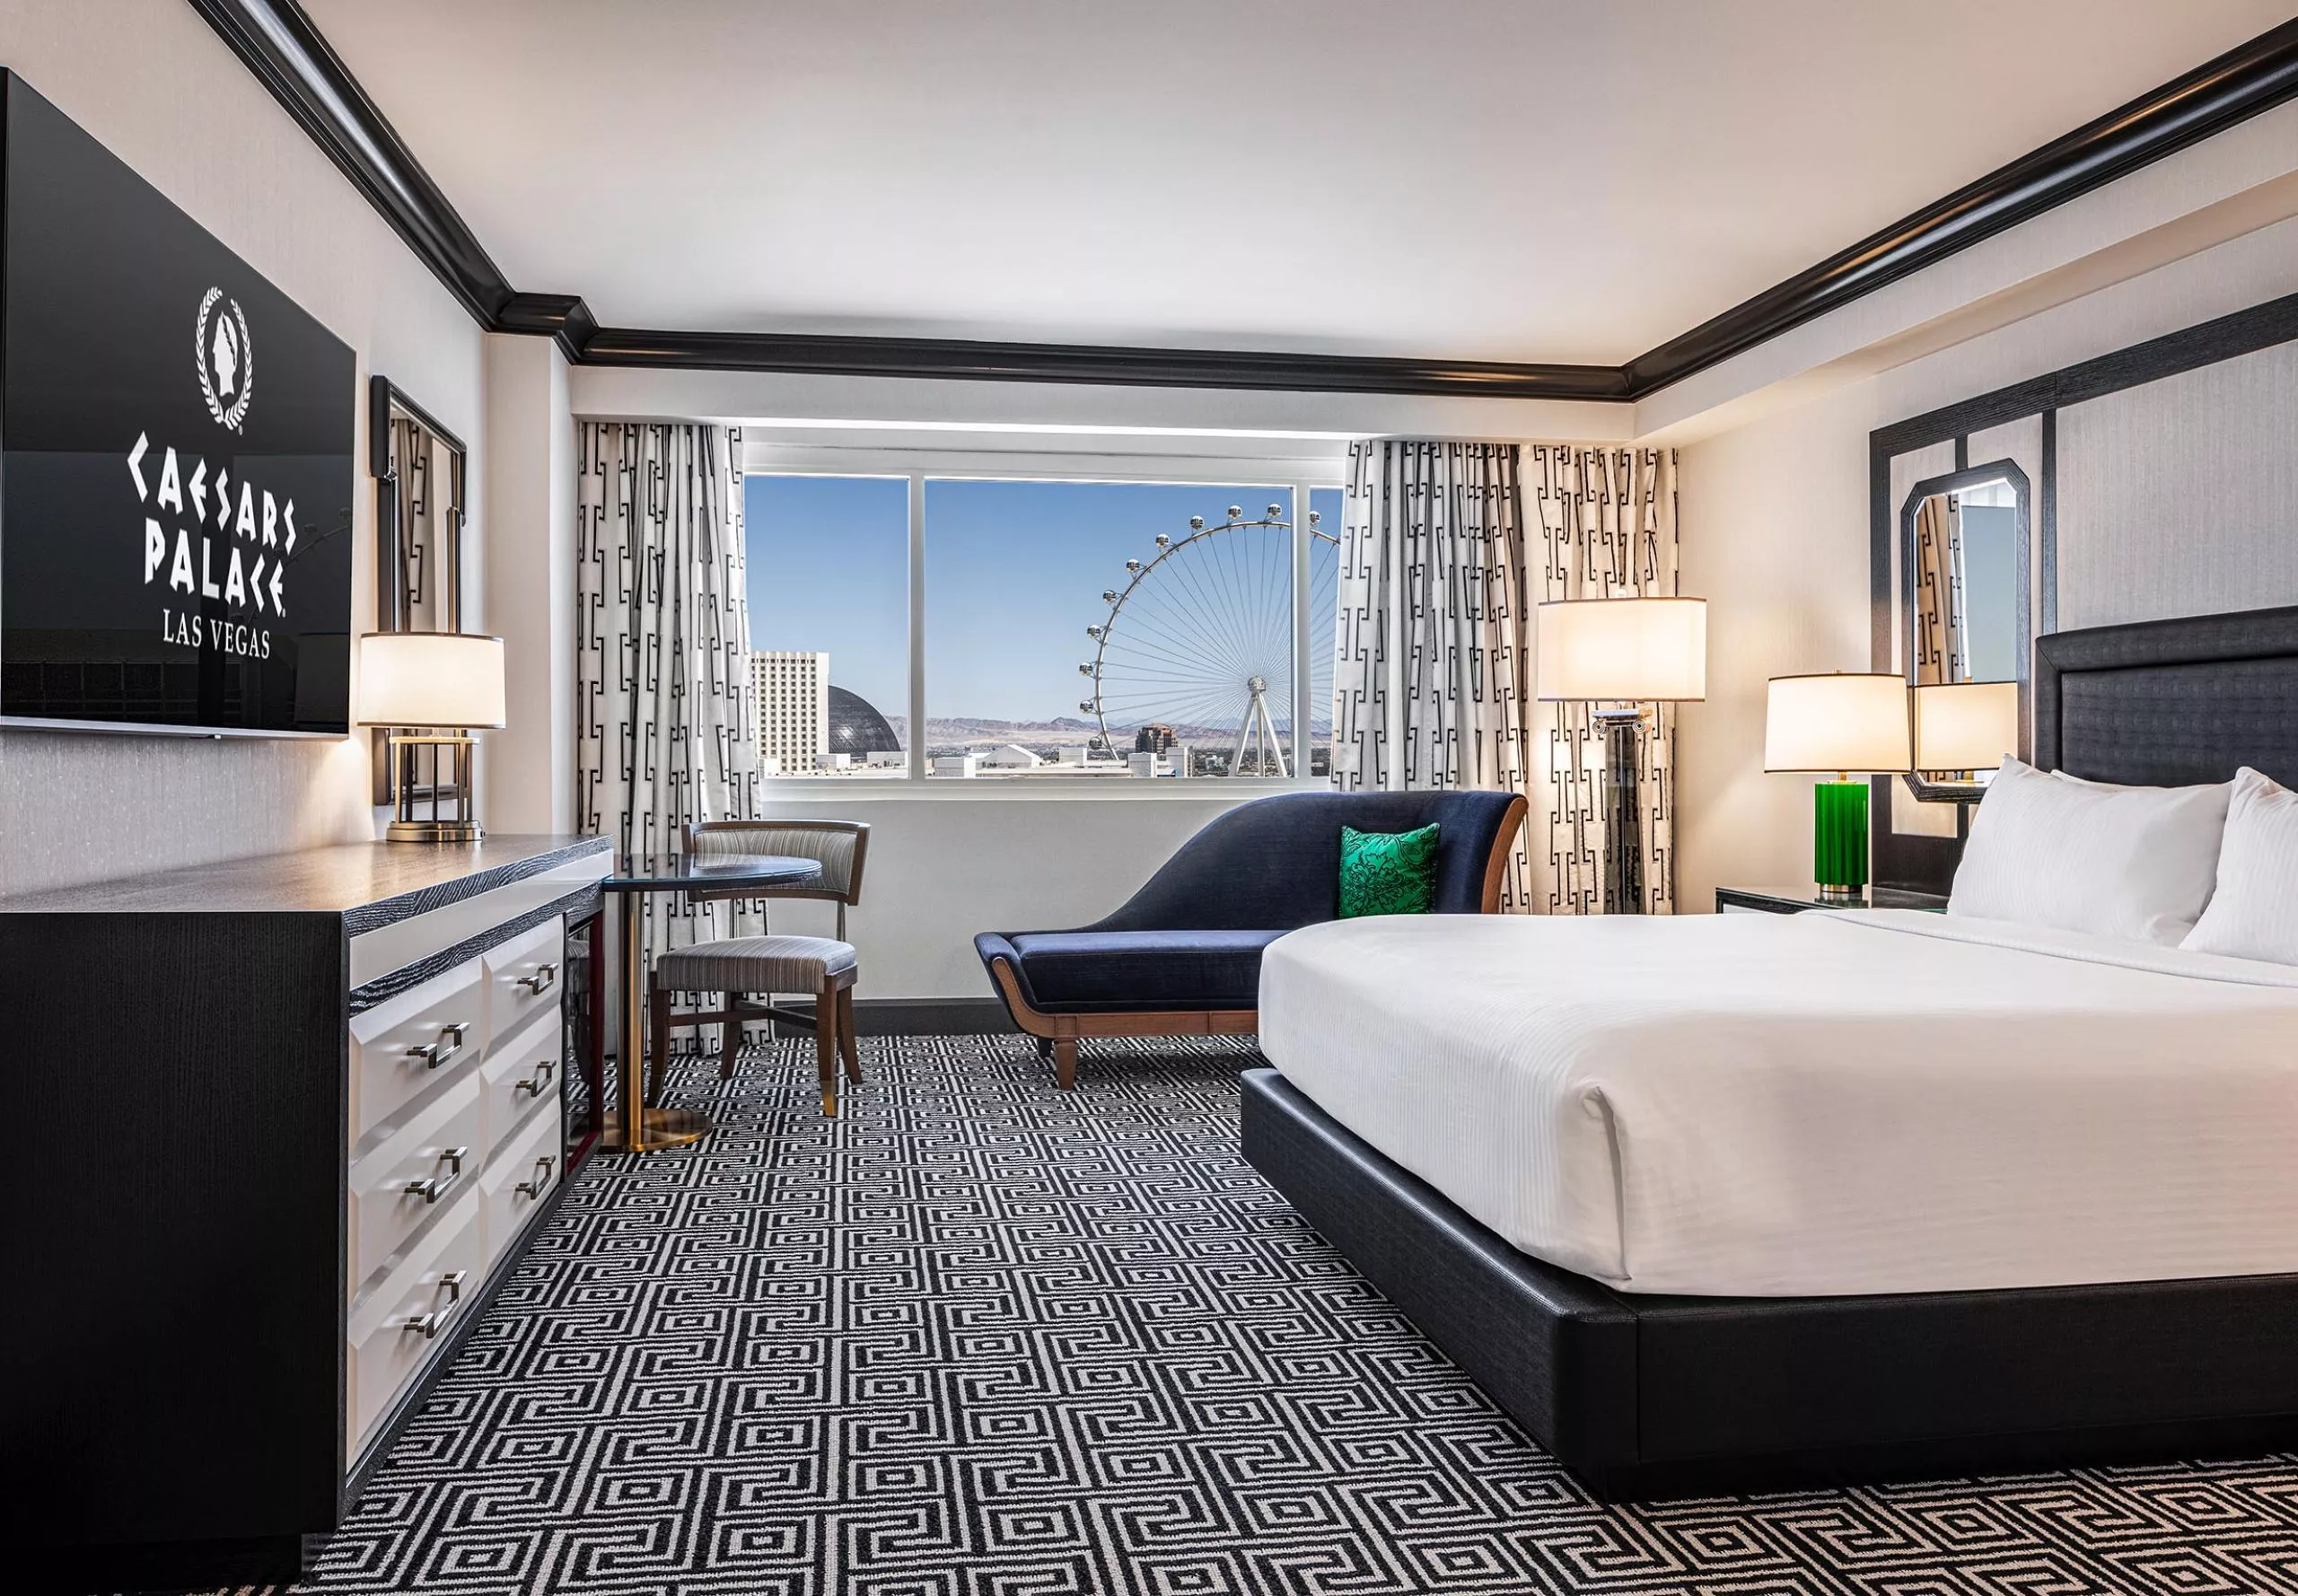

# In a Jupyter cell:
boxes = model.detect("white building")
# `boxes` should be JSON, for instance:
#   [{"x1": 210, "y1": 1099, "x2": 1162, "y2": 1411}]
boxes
[
  {"x1": 752, "y1": 651, "x2": 829, "y2": 776},
  {"x1": 977, "y1": 743, "x2": 1044, "y2": 769}
]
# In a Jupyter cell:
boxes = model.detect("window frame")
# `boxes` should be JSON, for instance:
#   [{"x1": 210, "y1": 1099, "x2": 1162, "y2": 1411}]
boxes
[{"x1": 742, "y1": 445, "x2": 1345, "y2": 795}]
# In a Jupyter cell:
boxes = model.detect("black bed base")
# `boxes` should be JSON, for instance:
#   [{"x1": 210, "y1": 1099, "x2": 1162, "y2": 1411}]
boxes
[{"x1": 1240, "y1": 1067, "x2": 2298, "y2": 1501}]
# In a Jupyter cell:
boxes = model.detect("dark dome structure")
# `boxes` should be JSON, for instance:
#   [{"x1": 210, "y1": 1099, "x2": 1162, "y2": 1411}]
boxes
[{"x1": 827, "y1": 686, "x2": 901, "y2": 756}]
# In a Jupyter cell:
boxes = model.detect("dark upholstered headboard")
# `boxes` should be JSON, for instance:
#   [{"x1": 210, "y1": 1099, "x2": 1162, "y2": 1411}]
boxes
[{"x1": 2035, "y1": 604, "x2": 2298, "y2": 788}]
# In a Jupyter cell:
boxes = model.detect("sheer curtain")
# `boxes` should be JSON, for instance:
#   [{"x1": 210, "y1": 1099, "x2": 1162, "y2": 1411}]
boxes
[
  {"x1": 1330, "y1": 440, "x2": 1533, "y2": 909},
  {"x1": 1526, "y1": 445, "x2": 1682, "y2": 915},
  {"x1": 574, "y1": 421, "x2": 760, "y2": 955}
]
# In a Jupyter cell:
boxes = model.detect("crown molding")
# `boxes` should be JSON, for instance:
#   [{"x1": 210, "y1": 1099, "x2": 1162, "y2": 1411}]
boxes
[
  {"x1": 574, "y1": 327, "x2": 1629, "y2": 399},
  {"x1": 191, "y1": 2, "x2": 2298, "y2": 403},
  {"x1": 185, "y1": 0, "x2": 517, "y2": 326},
  {"x1": 1622, "y1": 15, "x2": 2298, "y2": 396}
]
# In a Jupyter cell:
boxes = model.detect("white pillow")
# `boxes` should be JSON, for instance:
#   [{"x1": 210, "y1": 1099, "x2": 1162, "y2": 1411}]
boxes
[
  {"x1": 2181, "y1": 767, "x2": 2298, "y2": 965},
  {"x1": 1949, "y1": 758, "x2": 2231, "y2": 944}
]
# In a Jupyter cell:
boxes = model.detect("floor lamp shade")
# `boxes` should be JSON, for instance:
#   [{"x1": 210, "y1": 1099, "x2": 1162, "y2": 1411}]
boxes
[
  {"x1": 1765, "y1": 673, "x2": 1911, "y2": 901},
  {"x1": 1535, "y1": 597, "x2": 1707, "y2": 916},
  {"x1": 357, "y1": 632, "x2": 506, "y2": 843},
  {"x1": 1535, "y1": 597, "x2": 1707, "y2": 703}
]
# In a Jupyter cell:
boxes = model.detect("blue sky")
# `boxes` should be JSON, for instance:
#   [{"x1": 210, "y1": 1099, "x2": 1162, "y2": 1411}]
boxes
[{"x1": 745, "y1": 476, "x2": 1340, "y2": 725}]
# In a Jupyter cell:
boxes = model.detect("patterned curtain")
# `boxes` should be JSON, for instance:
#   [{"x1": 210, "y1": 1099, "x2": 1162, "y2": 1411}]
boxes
[
  {"x1": 575, "y1": 422, "x2": 761, "y2": 957},
  {"x1": 1912, "y1": 494, "x2": 1961, "y2": 684},
  {"x1": 1527, "y1": 445, "x2": 1681, "y2": 915},
  {"x1": 1331, "y1": 441, "x2": 1533, "y2": 910}
]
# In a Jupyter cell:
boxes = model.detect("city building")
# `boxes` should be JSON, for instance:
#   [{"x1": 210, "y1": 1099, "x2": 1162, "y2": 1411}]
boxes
[
  {"x1": 752, "y1": 650, "x2": 829, "y2": 776},
  {"x1": 827, "y1": 686, "x2": 902, "y2": 763}
]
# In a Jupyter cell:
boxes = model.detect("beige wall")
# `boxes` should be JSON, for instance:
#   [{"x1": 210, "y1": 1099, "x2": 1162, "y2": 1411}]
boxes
[
  {"x1": 1674, "y1": 210, "x2": 2298, "y2": 909},
  {"x1": 0, "y1": 0, "x2": 486, "y2": 896}
]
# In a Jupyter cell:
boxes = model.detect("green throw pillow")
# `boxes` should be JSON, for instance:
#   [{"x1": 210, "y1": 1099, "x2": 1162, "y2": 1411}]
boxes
[{"x1": 1338, "y1": 823, "x2": 1441, "y2": 918}]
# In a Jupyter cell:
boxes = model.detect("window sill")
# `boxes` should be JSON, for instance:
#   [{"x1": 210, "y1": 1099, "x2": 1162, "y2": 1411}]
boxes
[{"x1": 750, "y1": 776, "x2": 1325, "y2": 802}]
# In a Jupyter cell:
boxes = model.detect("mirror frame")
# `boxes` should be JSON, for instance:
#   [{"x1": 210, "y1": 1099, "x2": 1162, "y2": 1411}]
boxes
[
  {"x1": 367, "y1": 374, "x2": 469, "y2": 802},
  {"x1": 1896, "y1": 458, "x2": 2031, "y2": 802}
]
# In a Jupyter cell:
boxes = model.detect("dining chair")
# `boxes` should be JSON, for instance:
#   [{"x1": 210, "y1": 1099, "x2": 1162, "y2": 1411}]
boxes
[{"x1": 648, "y1": 820, "x2": 870, "y2": 1115}]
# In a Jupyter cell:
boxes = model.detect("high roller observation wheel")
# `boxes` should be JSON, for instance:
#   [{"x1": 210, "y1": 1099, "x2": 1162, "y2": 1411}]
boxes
[{"x1": 1077, "y1": 504, "x2": 1340, "y2": 776}]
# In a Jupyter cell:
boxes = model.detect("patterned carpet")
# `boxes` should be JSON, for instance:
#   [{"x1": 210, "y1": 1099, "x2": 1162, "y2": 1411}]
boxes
[{"x1": 281, "y1": 1034, "x2": 2298, "y2": 1595}]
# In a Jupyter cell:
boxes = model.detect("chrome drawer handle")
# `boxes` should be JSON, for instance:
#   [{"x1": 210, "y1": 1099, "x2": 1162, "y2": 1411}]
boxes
[
  {"x1": 515, "y1": 1156, "x2": 555, "y2": 1199},
  {"x1": 403, "y1": 1145, "x2": 469, "y2": 1204},
  {"x1": 516, "y1": 963, "x2": 558, "y2": 997},
  {"x1": 514, "y1": 1057, "x2": 557, "y2": 1098},
  {"x1": 406, "y1": 1021, "x2": 470, "y2": 1071},
  {"x1": 401, "y1": 1269, "x2": 470, "y2": 1338}
]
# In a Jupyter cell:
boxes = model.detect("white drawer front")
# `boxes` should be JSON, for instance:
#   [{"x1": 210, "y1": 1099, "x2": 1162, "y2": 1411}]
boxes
[
  {"x1": 346, "y1": 1185, "x2": 483, "y2": 1453},
  {"x1": 483, "y1": 918, "x2": 566, "y2": 1054},
  {"x1": 481, "y1": 1101, "x2": 564, "y2": 1267},
  {"x1": 349, "y1": 960, "x2": 486, "y2": 1147},
  {"x1": 481, "y1": 1004, "x2": 563, "y2": 1153},
  {"x1": 346, "y1": 1072, "x2": 485, "y2": 1301}
]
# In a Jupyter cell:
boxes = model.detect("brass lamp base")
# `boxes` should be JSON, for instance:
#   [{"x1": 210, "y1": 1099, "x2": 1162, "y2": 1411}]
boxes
[{"x1": 384, "y1": 819, "x2": 486, "y2": 843}]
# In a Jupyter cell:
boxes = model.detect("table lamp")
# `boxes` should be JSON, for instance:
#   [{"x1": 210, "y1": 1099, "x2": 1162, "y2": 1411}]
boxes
[
  {"x1": 1913, "y1": 680, "x2": 2020, "y2": 794},
  {"x1": 1764, "y1": 673, "x2": 1912, "y2": 900},
  {"x1": 357, "y1": 631, "x2": 507, "y2": 842},
  {"x1": 1536, "y1": 596, "x2": 1707, "y2": 914}
]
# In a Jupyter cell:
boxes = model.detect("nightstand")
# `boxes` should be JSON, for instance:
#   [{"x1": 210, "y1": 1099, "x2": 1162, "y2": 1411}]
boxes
[{"x1": 1716, "y1": 886, "x2": 1949, "y2": 915}]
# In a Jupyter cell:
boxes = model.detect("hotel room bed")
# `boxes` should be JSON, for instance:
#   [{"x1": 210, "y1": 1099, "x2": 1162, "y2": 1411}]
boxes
[
  {"x1": 1241, "y1": 601, "x2": 2298, "y2": 1499},
  {"x1": 1259, "y1": 908, "x2": 2298, "y2": 1298}
]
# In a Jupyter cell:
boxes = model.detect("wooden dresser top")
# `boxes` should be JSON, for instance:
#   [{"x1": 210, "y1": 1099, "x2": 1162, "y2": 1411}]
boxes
[{"x1": 0, "y1": 834, "x2": 610, "y2": 934}]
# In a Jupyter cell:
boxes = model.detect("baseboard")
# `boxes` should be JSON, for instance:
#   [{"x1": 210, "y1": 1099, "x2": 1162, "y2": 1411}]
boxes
[{"x1": 770, "y1": 996, "x2": 1016, "y2": 1037}]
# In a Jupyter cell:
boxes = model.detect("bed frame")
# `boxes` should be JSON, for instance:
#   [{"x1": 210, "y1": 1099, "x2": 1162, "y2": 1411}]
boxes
[{"x1": 1241, "y1": 603, "x2": 2298, "y2": 1500}]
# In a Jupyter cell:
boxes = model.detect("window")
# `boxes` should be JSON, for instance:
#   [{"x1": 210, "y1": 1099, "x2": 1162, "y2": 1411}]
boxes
[
  {"x1": 744, "y1": 469, "x2": 1341, "y2": 785},
  {"x1": 744, "y1": 475, "x2": 908, "y2": 777}
]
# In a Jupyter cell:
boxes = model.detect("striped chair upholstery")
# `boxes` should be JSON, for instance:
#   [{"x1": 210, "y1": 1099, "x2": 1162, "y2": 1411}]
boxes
[
  {"x1": 656, "y1": 935, "x2": 856, "y2": 995},
  {"x1": 685, "y1": 820, "x2": 869, "y2": 938}
]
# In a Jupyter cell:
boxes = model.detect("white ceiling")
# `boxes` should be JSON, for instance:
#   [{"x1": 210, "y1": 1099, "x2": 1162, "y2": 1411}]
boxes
[{"x1": 304, "y1": 0, "x2": 2297, "y2": 366}]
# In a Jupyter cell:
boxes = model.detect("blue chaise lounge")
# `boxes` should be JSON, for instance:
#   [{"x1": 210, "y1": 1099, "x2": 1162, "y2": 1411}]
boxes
[{"x1": 975, "y1": 789, "x2": 1528, "y2": 1087}]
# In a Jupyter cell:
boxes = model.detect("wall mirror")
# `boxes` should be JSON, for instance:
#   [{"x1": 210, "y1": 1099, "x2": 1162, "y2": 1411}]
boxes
[
  {"x1": 1899, "y1": 460, "x2": 2030, "y2": 802},
  {"x1": 368, "y1": 376, "x2": 469, "y2": 800}
]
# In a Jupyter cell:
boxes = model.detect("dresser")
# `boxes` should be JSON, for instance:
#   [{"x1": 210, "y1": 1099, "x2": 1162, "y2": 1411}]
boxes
[{"x1": 0, "y1": 835, "x2": 612, "y2": 1595}]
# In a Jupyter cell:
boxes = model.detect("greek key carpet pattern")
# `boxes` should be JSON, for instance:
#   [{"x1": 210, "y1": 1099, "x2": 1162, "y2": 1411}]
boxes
[{"x1": 276, "y1": 1035, "x2": 2298, "y2": 1595}]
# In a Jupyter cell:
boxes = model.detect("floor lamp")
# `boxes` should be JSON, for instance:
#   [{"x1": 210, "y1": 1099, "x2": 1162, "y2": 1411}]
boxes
[{"x1": 1536, "y1": 597, "x2": 1707, "y2": 915}]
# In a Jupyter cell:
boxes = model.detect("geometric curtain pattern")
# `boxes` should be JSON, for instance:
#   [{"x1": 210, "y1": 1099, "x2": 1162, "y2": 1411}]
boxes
[
  {"x1": 1526, "y1": 445, "x2": 1681, "y2": 915},
  {"x1": 288, "y1": 1035, "x2": 2298, "y2": 1596},
  {"x1": 574, "y1": 421, "x2": 760, "y2": 959},
  {"x1": 1331, "y1": 440, "x2": 1534, "y2": 911},
  {"x1": 1912, "y1": 492, "x2": 1961, "y2": 685}
]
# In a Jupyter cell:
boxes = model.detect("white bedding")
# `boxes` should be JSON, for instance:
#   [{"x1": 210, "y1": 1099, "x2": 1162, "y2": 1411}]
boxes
[{"x1": 1257, "y1": 909, "x2": 2298, "y2": 1297}]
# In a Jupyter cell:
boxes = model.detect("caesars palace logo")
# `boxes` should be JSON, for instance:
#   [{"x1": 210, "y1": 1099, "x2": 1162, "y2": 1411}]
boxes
[
  {"x1": 129, "y1": 286, "x2": 292, "y2": 659},
  {"x1": 195, "y1": 286, "x2": 253, "y2": 434}
]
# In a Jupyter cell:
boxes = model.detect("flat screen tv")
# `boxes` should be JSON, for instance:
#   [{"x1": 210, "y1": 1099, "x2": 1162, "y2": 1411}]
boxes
[{"x1": 0, "y1": 72, "x2": 355, "y2": 736}]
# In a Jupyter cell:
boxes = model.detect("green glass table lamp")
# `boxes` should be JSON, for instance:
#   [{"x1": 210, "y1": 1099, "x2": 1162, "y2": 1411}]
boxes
[{"x1": 1764, "y1": 673, "x2": 1913, "y2": 901}]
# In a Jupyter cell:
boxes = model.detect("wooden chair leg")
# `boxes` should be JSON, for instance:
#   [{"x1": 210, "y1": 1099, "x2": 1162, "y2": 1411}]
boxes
[
  {"x1": 719, "y1": 991, "x2": 741, "y2": 1079},
  {"x1": 837, "y1": 984, "x2": 861, "y2": 1083},
  {"x1": 647, "y1": 980, "x2": 673, "y2": 1105},
  {"x1": 1052, "y1": 1036, "x2": 1077, "y2": 1091},
  {"x1": 814, "y1": 977, "x2": 839, "y2": 1117}
]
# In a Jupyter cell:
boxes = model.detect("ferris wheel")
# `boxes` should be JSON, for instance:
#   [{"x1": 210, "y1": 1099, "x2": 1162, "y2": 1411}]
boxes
[{"x1": 1077, "y1": 504, "x2": 1339, "y2": 776}]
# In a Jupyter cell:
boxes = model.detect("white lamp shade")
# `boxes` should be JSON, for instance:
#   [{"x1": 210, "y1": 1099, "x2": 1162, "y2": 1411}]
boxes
[
  {"x1": 1915, "y1": 680, "x2": 2020, "y2": 771},
  {"x1": 1535, "y1": 597, "x2": 1706, "y2": 702},
  {"x1": 356, "y1": 632, "x2": 507, "y2": 729},
  {"x1": 1764, "y1": 673, "x2": 1911, "y2": 774}
]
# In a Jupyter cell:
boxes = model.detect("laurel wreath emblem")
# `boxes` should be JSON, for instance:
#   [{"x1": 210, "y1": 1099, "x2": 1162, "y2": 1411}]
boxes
[{"x1": 195, "y1": 285, "x2": 254, "y2": 434}]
